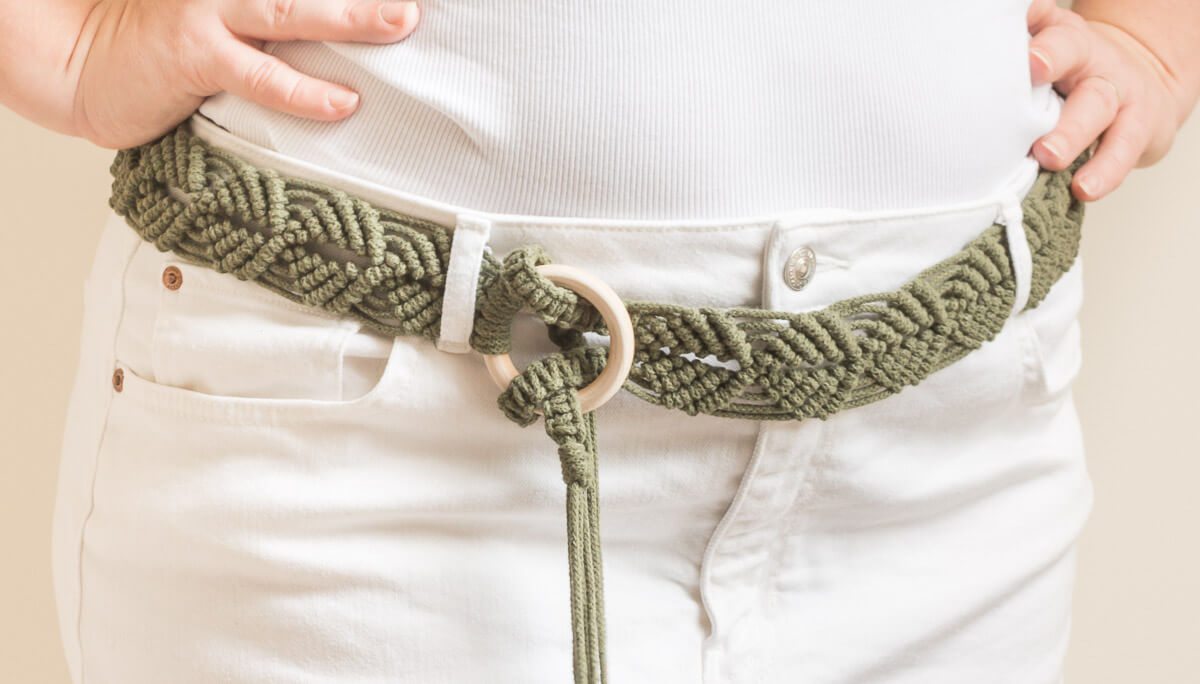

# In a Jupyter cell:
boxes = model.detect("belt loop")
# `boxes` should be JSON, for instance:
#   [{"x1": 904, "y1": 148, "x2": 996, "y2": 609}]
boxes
[
  {"x1": 436, "y1": 213, "x2": 492, "y2": 354},
  {"x1": 998, "y1": 193, "x2": 1032, "y2": 316}
]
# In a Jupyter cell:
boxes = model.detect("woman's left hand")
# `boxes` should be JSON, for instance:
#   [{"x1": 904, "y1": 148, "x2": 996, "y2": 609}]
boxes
[{"x1": 1027, "y1": 0, "x2": 1185, "y2": 201}]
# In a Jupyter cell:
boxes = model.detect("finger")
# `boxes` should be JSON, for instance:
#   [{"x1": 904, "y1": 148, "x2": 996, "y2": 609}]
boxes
[
  {"x1": 1028, "y1": 22, "x2": 1092, "y2": 87},
  {"x1": 1033, "y1": 74, "x2": 1123, "y2": 171},
  {"x1": 221, "y1": 0, "x2": 419, "y2": 43},
  {"x1": 1070, "y1": 110, "x2": 1149, "y2": 201},
  {"x1": 1026, "y1": 0, "x2": 1060, "y2": 35},
  {"x1": 209, "y1": 38, "x2": 361, "y2": 121}
]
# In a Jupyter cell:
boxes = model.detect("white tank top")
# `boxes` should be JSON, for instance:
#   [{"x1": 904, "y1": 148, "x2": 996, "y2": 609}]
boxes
[{"x1": 198, "y1": 0, "x2": 1061, "y2": 220}]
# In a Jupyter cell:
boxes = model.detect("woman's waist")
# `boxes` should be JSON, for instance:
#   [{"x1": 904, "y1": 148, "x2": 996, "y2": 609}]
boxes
[
  {"x1": 199, "y1": 89, "x2": 1060, "y2": 220},
  {"x1": 199, "y1": 92, "x2": 1060, "y2": 220},
  {"x1": 185, "y1": 112, "x2": 1046, "y2": 312},
  {"x1": 197, "y1": 0, "x2": 1060, "y2": 220}
]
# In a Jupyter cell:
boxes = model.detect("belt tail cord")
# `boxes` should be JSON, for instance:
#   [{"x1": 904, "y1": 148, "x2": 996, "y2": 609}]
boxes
[
  {"x1": 495, "y1": 338, "x2": 612, "y2": 684},
  {"x1": 562, "y1": 408, "x2": 607, "y2": 684}
]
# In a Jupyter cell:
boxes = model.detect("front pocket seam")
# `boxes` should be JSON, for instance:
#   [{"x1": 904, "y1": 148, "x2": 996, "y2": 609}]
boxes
[
  {"x1": 112, "y1": 331, "x2": 413, "y2": 426},
  {"x1": 115, "y1": 362, "x2": 363, "y2": 425}
]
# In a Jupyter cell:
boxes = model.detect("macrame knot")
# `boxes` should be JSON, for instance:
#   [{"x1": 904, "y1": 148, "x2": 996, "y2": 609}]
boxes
[
  {"x1": 470, "y1": 245, "x2": 608, "y2": 355},
  {"x1": 494, "y1": 345, "x2": 604, "y2": 484},
  {"x1": 496, "y1": 344, "x2": 606, "y2": 420}
]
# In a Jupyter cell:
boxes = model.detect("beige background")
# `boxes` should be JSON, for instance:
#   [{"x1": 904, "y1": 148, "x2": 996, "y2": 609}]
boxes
[{"x1": 2, "y1": 102, "x2": 1198, "y2": 680}]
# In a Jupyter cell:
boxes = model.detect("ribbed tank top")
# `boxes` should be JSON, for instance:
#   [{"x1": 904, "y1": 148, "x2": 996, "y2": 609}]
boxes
[{"x1": 198, "y1": 0, "x2": 1061, "y2": 220}]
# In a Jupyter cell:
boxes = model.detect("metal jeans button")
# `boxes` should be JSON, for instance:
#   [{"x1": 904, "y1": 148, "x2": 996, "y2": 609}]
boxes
[{"x1": 783, "y1": 246, "x2": 816, "y2": 291}]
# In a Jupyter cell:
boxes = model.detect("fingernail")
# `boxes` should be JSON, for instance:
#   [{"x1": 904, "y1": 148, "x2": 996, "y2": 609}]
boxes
[
  {"x1": 1076, "y1": 173, "x2": 1100, "y2": 197},
  {"x1": 1039, "y1": 135, "x2": 1064, "y2": 161},
  {"x1": 328, "y1": 90, "x2": 359, "y2": 111},
  {"x1": 1029, "y1": 48, "x2": 1052, "y2": 85},
  {"x1": 380, "y1": 1, "x2": 418, "y2": 26}
]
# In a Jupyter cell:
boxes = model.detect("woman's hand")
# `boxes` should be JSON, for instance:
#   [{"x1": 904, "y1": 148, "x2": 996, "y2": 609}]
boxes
[
  {"x1": 3, "y1": 0, "x2": 419, "y2": 149},
  {"x1": 1027, "y1": 0, "x2": 1185, "y2": 201}
]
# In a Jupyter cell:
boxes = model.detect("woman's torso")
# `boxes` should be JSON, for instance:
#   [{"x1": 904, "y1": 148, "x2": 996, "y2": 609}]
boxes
[{"x1": 199, "y1": 0, "x2": 1060, "y2": 220}]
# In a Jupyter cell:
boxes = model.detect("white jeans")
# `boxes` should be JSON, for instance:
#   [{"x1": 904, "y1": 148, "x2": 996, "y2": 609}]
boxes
[{"x1": 52, "y1": 116, "x2": 1092, "y2": 684}]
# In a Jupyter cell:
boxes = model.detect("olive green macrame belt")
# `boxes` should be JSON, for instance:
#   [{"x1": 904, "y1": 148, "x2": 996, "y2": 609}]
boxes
[{"x1": 107, "y1": 123, "x2": 1090, "y2": 684}]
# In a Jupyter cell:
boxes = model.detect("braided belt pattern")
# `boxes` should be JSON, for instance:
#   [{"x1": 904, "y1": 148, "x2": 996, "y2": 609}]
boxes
[{"x1": 109, "y1": 122, "x2": 1090, "y2": 684}]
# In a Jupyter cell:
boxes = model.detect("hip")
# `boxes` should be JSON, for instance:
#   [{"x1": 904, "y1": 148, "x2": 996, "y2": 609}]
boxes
[{"x1": 50, "y1": 115, "x2": 1091, "y2": 683}]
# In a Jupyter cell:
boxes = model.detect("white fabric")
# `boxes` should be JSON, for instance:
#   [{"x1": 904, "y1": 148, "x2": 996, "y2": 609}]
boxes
[
  {"x1": 52, "y1": 118, "x2": 1091, "y2": 683},
  {"x1": 436, "y1": 213, "x2": 491, "y2": 353},
  {"x1": 198, "y1": 0, "x2": 1063, "y2": 220},
  {"x1": 1000, "y1": 195, "x2": 1035, "y2": 316}
]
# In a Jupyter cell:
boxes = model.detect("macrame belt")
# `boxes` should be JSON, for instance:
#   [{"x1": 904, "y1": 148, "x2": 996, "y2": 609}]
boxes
[{"x1": 107, "y1": 123, "x2": 1091, "y2": 684}]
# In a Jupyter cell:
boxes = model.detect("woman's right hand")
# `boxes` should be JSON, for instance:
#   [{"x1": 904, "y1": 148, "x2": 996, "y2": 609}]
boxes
[
  {"x1": 1026, "y1": 0, "x2": 1193, "y2": 202},
  {"x1": 2, "y1": 0, "x2": 419, "y2": 149}
]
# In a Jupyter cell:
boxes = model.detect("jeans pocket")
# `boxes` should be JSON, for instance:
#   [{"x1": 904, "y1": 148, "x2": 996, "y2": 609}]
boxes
[{"x1": 117, "y1": 241, "x2": 395, "y2": 404}]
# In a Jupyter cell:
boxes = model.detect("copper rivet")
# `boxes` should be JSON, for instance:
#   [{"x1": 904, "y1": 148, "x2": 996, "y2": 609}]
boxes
[
  {"x1": 112, "y1": 368, "x2": 124, "y2": 392},
  {"x1": 162, "y1": 265, "x2": 183, "y2": 290}
]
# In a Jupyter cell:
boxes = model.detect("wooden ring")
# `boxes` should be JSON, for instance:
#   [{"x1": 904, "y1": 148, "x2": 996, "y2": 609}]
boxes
[{"x1": 483, "y1": 264, "x2": 635, "y2": 413}]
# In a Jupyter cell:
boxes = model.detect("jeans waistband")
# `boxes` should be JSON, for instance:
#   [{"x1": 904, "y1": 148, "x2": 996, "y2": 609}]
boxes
[{"x1": 188, "y1": 112, "x2": 1043, "y2": 323}]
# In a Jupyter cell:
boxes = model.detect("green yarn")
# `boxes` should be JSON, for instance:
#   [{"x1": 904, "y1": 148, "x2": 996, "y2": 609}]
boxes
[{"x1": 109, "y1": 121, "x2": 1090, "y2": 684}]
